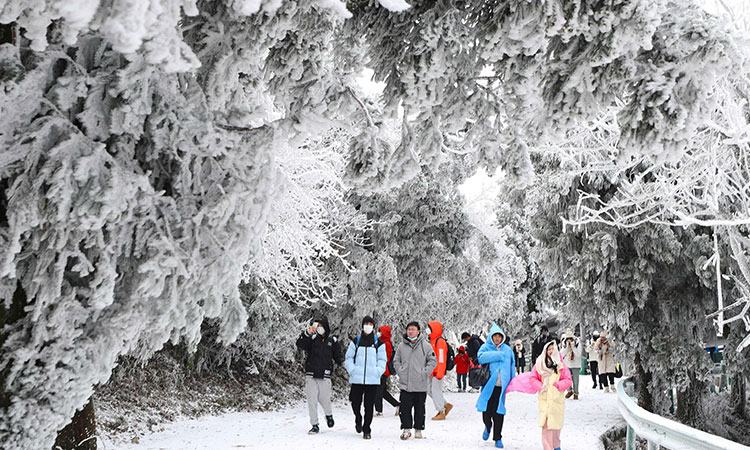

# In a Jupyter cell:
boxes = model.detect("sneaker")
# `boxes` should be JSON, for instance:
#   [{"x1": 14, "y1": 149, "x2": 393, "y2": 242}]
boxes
[
  {"x1": 565, "y1": 390, "x2": 573, "y2": 399},
  {"x1": 326, "y1": 415, "x2": 334, "y2": 428},
  {"x1": 611, "y1": 386, "x2": 617, "y2": 392},
  {"x1": 308, "y1": 425, "x2": 319, "y2": 435},
  {"x1": 574, "y1": 394, "x2": 579, "y2": 400},
  {"x1": 363, "y1": 433, "x2": 371, "y2": 440},
  {"x1": 482, "y1": 427, "x2": 490, "y2": 441},
  {"x1": 415, "y1": 430, "x2": 423, "y2": 439},
  {"x1": 604, "y1": 385, "x2": 611, "y2": 393},
  {"x1": 431, "y1": 411, "x2": 446, "y2": 421},
  {"x1": 375, "y1": 412, "x2": 383, "y2": 417},
  {"x1": 444, "y1": 403, "x2": 454, "y2": 416},
  {"x1": 400, "y1": 429, "x2": 411, "y2": 440},
  {"x1": 495, "y1": 439, "x2": 504, "y2": 448}
]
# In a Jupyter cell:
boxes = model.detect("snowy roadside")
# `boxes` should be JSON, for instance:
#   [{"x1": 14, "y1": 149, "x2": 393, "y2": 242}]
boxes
[{"x1": 106, "y1": 381, "x2": 623, "y2": 450}]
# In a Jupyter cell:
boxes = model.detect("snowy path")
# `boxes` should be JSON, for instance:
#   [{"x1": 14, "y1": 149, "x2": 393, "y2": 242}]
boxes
[{"x1": 111, "y1": 382, "x2": 622, "y2": 450}]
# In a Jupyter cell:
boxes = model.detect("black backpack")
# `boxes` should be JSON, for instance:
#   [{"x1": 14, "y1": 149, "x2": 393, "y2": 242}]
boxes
[{"x1": 439, "y1": 337, "x2": 455, "y2": 371}]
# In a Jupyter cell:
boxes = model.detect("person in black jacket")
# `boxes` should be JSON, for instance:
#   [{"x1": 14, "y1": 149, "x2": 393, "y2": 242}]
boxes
[
  {"x1": 461, "y1": 332, "x2": 484, "y2": 365},
  {"x1": 531, "y1": 325, "x2": 552, "y2": 363},
  {"x1": 296, "y1": 316, "x2": 343, "y2": 435}
]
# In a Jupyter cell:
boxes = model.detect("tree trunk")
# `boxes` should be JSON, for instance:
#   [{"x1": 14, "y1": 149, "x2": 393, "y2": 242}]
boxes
[
  {"x1": 676, "y1": 369, "x2": 705, "y2": 428},
  {"x1": 730, "y1": 371, "x2": 747, "y2": 418},
  {"x1": 53, "y1": 397, "x2": 97, "y2": 450},
  {"x1": 634, "y1": 351, "x2": 654, "y2": 412}
]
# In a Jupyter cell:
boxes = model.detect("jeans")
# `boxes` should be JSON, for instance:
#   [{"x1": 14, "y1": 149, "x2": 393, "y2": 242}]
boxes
[
  {"x1": 570, "y1": 369, "x2": 580, "y2": 394},
  {"x1": 350, "y1": 384, "x2": 378, "y2": 433},
  {"x1": 482, "y1": 386, "x2": 505, "y2": 441},
  {"x1": 375, "y1": 375, "x2": 400, "y2": 413},
  {"x1": 398, "y1": 390, "x2": 427, "y2": 430},
  {"x1": 457, "y1": 373, "x2": 467, "y2": 390}
]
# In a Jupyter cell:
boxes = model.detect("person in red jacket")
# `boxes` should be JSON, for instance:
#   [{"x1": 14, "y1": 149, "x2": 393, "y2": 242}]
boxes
[
  {"x1": 427, "y1": 321, "x2": 453, "y2": 420},
  {"x1": 375, "y1": 325, "x2": 401, "y2": 416},
  {"x1": 455, "y1": 346, "x2": 471, "y2": 392}
]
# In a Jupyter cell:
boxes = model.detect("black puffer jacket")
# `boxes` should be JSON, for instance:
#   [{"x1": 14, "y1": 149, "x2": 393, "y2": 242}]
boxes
[
  {"x1": 296, "y1": 317, "x2": 344, "y2": 379},
  {"x1": 466, "y1": 334, "x2": 484, "y2": 365}
]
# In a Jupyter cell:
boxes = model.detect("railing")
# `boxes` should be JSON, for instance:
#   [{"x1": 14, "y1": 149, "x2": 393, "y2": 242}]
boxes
[{"x1": 617, "y1": 377, "x2": 749, "y2": 450}]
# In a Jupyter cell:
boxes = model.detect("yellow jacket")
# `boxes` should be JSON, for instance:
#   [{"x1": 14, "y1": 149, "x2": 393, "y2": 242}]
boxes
[{"x1": 535, "y1": 342, "x2": 573, "y2": 430}]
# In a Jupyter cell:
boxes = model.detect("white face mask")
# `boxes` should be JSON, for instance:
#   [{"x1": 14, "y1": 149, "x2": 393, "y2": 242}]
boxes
[
  {"x1": 376, "y1": 331, "x2": 382, "y2": 338},
  {"x1": 426, "y1": 327, "x2": 431, "y2": 336},
  {"x1": 363, "y1": 324, "x2": 374, "y2": 334},
  {"x1": 316, "y1": 326, "x2": 325, "y2": 336}
]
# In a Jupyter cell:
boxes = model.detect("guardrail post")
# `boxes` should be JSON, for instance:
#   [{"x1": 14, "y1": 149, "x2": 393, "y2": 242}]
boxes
[{"x1": 626, "y1": 425, "x2": 636, "y2": 450}]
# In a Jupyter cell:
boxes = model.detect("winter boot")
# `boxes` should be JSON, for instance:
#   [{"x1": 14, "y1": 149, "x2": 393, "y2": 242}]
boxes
[
  {"x1": 565, "y1": 390, "x2": 573, "y2": 399},
  {"x1": 574, "y1": 394, "x2": 579, "y2": 400},
  {"x1": 444, "y1": 403, "x2": 454, "y2": 416},
  {"x1": 611, "y1": 385, "x2": 617, "y2": 392},
  {"x1": 482, "y1": 427, "x2": 490, "y2": 441},
  {"x1": 400, "y1": 429, "x2": 411, "y2": 440},
  {"x1": 604, "y1": 385, "x2": 611, "y2": 393},
  {"x1": 355, "y1": 417, "x2": 363, "y2": 433},
  {"x1": 593, "y1": 382, "x2": 597, "y2": 389},
  {"x1": 415, "y1": 430, "x2": 423, "y2": 439},
  {"x1": 363, "y1": 432, "x2": 371, "y2": 440},
  {"x1": 495, "y1": 439, "x2": 504, "y2": 448},
  {"x1": 432, "y1": 410, "x2": 446, "y2": 421},
  {"x1": 308, "y1": 425, "x2": 319, "y2": 435},
  {"x1": 326, "y1": 415, "x2": 334, "y2": 428}
]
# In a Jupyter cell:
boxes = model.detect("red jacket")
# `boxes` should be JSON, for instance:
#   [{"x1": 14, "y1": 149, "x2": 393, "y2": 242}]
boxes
[
  {"x1": 455, "y1": 348, "x2": 471, "y2": 374},
  {"x1": 379, "y1": 325, "x2": 394, "y2": 377},
  {"x1": 428, "y1": 321, "x2": 448, "y2": 379}
]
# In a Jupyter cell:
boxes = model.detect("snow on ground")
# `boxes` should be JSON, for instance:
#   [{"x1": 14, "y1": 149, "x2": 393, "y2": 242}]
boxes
[{"x1": 110, "y1": 382, "x2": 622, "y2": 450}]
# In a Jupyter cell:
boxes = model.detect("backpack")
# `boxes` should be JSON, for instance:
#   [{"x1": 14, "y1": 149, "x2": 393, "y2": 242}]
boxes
[{"x1": 439, "y1": 337, "x2": 455, "y2": 371}]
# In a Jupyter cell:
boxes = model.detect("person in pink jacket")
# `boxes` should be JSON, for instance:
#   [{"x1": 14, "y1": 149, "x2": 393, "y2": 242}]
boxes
[{"x1": 507, "y1": 340, "x2": 572, "y2": 450}]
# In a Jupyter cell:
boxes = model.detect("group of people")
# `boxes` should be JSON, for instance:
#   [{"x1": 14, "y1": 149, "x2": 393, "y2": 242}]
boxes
[
  {"x1": 296, "y1": 315, "x2": 615, "y2": 449},
  {"x1": 296, "y1": 315, "x2": 455, "y2": 440}
]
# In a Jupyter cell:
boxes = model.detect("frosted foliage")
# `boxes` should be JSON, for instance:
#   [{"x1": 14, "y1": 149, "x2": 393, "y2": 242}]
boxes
[
  {"x1": 0, "y1": 0, "x2": 202, "y2": 71},
  {"x1": 0, "y1": 1, "x2": 362, "y2": 448}
]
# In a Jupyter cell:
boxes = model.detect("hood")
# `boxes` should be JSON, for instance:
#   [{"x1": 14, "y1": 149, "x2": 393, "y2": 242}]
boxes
[
  {"x1": 536, "y1": 340, "x2": 562, "y2": 369},
  {"x1": 427, "y1": 321, "x2": 443, "y2": 340},
  {"x1": 458, "y1": 346, "x2": 466, "y2": 354},
  {"x1": 379, "y1": 325, "x2": 392, "y2": 341},
  {"x1": 316, "y1": 316, "x2": 331, "y2": 336},
  {"x1": 488, "y1": 322, "x2": 505, "y2": 344}
]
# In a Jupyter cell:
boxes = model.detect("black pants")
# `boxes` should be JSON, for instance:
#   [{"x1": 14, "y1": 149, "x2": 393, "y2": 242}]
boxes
[
  {"x1": 375, "y1": 375, "x2": 400, "y2": 412},
  {"x1": 350, "y1": 384, "x2": 378, "y2": 433},
  {"x1": 482, "y1": 386, "x2": 505, "y2": 441},
  {"x1": 590, "y1": 361, "x2": 599, "y2": 386},
  {"x1": 599, "y1": 372, "x2": 615, "y2": 387},
  {"x1": 398, "y1": 390, "x2": 427, "y2": 430}
]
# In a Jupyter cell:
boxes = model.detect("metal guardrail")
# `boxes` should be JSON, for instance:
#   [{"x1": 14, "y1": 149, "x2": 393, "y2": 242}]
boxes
[{"x1": 617, "y1": 377, "x2": 750, "y2": 450}]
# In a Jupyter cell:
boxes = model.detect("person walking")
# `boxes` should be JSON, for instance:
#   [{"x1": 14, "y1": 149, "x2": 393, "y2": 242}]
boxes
[
  {"x1": 587, "y1": 331, "x2": 601, "y2": 389},
  {"x1": 513, "y1": 339, "x2": 526, "y2": 374},
  {"x1": 507, "y1": 340, "x2": 573, "y2": 450},
  {"x1": 344, "y1": 316, "x2": 387, "y2": 439},
  {"x1": 296, "y1": 316, "x2": 344, "y2": 435},
  {"x1": 392, "y1": 321, "x2": 437, "y2": 440},
  {"x1": 560, "y1": 329, "x2": 583, "y2": 399},
  {"x1": 476, "y1": 323, "x2": 516, "y2": 449},
  {"x1": 374, "y1": 325, "x2": 400, "y2": 416},
  {"x1": 455, "y1": 346, "x2": 471, "y2": 392},
  {"x1": 531, "y1": 325, "x2": 552, "y2": 363},
  {"x1": 596, "y1": 332, "x2": 617, "y2": 393},
  {"x1": 461, "y1": 331, "x2": 484, "y2": 365},
  {"x1": 426, "y1": 321, "x2": 454, "y2": 420}
]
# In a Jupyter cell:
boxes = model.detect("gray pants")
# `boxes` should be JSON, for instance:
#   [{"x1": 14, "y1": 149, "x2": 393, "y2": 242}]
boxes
[
  {"x1": 306, "y1": 376, "x2": 332, "y2": 426},
  {"x1": 427, "y1": 377, "x2": 446, "y2": 412},
  {"x1": 570, "y1": 369, "x2": 580, "y2": 395}
]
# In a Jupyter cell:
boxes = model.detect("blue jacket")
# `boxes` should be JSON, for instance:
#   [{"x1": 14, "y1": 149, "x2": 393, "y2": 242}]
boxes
[
  {"x1": 476, "y1": 323, "x2": 516, "y2": 415},
  {"x1": 345, "y1": 334, "x2": 387, "y2": 385}
]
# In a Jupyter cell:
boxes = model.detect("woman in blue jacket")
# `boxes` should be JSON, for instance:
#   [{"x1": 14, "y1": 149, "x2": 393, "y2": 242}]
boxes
[
  {"x1": 476, "y1": 323, "x2": 516, "y2": 448},
  {"x1": 345, "y1": 316, "x2": 387, "y2": 440}
]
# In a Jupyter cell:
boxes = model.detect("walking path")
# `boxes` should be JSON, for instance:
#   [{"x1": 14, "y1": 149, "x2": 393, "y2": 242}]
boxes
[{"x1": 111, "y1": 380, "x2": 622, "y2": 450}]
